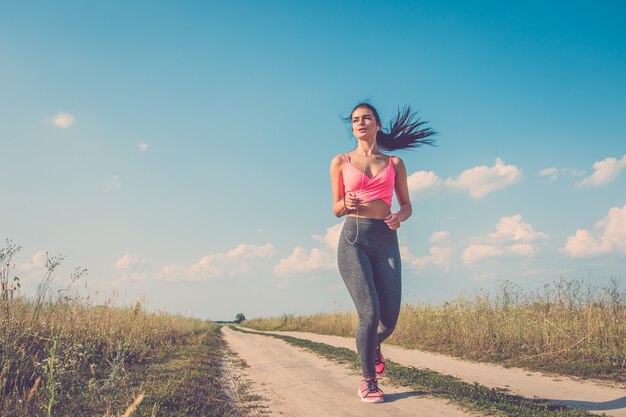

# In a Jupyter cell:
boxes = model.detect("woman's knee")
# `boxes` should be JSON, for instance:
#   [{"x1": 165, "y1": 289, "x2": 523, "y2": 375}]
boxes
[
  {"x1": 377, "y1": 322, "x2": 396, "y2": 340},
  {"x1": 358, "y1": 308, "x2": 379, "y2": 332}
]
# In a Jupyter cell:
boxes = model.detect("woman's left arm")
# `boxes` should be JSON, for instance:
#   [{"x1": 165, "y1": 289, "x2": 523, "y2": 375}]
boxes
[{"x1": 384, "y1": 157, "x2": 412, "y2": 230}]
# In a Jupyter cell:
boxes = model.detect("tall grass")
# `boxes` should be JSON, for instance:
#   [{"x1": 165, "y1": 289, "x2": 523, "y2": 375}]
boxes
[
  {"x1": 244, "y1": 278, "x2": 626, "y2": 381},
  {"x1": 0, "y1": 241, "x2": 221, "y2": 416}
]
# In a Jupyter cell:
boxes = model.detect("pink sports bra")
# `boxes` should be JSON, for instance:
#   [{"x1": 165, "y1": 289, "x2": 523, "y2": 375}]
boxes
[{"x1": 342, "y1": 154, "x2": 395, "y2": 207}]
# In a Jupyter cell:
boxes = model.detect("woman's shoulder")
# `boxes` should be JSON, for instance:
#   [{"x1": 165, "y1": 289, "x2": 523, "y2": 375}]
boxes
[
  {"x1": 389, "y1": 155, "x2": 407, "y2": 173},
  {"x1": 389, "y1": 155, "x2": 404, "y2": 166},
  {"x1": 330, "y1": 153, "x2": 347, "y2": 167}
]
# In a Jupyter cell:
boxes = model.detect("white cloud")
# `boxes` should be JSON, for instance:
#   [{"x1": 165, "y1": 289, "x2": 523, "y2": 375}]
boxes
[
  {"x1": 12, "y1": 251, "x2": 72, "y2": 288},
  {"x1": 462, "y1": 215, "x2": 548, "y2": 265},
  {"x1": 103, "y1": 175, "x2": 122, "y2": 191},
  {"x1": 444, "y1": 158, "x2": 523, "y2": 199},
  {"x1": 273, "y1": 246, "x2": 335, "y2": 275},
  {"x1": 137, "y1": 142, "x2": 149, "y2": 151},
  {"x1": 407, "y1": 171, "x2": 442, "y2": 197},
  {"x1": 17, "y1": 250, "x2": 47, "y2": 272},
  {"x1": 563, "y1": 205, "x2": 626, "y2": 257},
  {"x1": 539, "y1": 167, "x2": 558, "y2": 181},
  {"x1": 113, "y1": 254, "x2": 145, "y2": 271},
  {"x1": 482, "y1": 214, "x2": 548, "y2": 244},
  {"x1": 407, "y1": 159, "x2": 523, "y2": 200},
  {"x1": 48, "y1": 112, "x2": 75, "y2": 128},
  {"x1": 401, "y1": 231, "x2": 453, "y2": 271},
  {"x1": 539, "y1": 167, "x2": 587, "y2": 181},
  {"x1": 576, "y1": 154, "x2": 626, "y2": 188},
  {"x1": 429, "y1": 230, "x2": 450, "y2": 243},
  {"x1": 159, "y1": 243, "x2": 275, "y2": 281},
  {"x1": 462, "y1": 244, "x2": 505, "y2": 264},
  {"x1": 274, "y1": 223, "x2": 342, "y2": 275},
  {"x1": 312, "y1": 222, "x2": 343, "y2": 252}
]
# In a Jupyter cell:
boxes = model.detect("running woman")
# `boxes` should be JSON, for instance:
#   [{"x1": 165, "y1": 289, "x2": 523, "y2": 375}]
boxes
[{"x1": 329, "y1": 102, "x2": 436, "y2": 403}]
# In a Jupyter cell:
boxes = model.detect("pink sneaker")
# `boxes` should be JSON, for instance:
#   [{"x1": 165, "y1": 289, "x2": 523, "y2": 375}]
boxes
[
  {"x1": 357, "y1": 376, "x2": 384, "y2": 403},
  {"x1": 375, "y1": 345, "x2": 385, "y2": 377}
]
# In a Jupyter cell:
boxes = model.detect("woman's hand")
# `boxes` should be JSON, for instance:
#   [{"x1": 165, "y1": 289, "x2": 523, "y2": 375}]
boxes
[
  {"x1": 384, "y1": 213, "x2": 401, "y2": 230},
  {"x1": 343, "y1": 192, "x2": 362, "y2": 211}
]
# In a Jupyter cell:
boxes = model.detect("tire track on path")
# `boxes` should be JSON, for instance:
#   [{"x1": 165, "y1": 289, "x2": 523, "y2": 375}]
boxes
[{"x1": 221, "y1": 326, "x2": 476, "y2": 417}]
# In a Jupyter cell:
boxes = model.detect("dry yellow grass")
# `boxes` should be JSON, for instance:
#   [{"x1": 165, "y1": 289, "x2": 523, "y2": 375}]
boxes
[
  {"x1": 0, "y1": 241, "x2": 226, "y2": 416},
  {"x1": 0, "y1": 295, "x2": 215, "y2": 415},
  {"x1": 245, "y1": 278, "x2": 626, "y2": 381},
  {"x1": 119, "y1": 393, "x2": 145, "y2": 417}
]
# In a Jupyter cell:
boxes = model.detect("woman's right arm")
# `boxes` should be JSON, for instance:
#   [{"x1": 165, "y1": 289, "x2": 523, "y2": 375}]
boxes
[{"x1": 330, "y1": 155, "x2": 349, "y2": 217}]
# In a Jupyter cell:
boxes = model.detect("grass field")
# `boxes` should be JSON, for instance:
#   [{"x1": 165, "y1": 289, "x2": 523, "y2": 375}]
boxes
[
  {"x1": 244, "y1": 278, "x2": 626, "y2": 382},
  {"x1": 0, "y1": 241, "x2": 247, "y2": 416}
]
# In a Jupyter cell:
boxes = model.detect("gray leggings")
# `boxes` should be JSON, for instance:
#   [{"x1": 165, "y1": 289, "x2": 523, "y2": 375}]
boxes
[{"x1": 337, "y1": 217, "x2": 402, "y2": 377}]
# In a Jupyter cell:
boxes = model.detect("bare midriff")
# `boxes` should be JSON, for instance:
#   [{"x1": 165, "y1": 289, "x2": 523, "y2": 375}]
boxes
[{"x1": 347, "y1": 199, "x2": 391, "y2": 219}]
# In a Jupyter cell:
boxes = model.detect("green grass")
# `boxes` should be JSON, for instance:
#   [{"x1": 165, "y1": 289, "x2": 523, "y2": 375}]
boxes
[
  {"x1": 117, "y1": 326, "x2": 242, "y2": 417},
  {"x1": 244, "y1": 278, "x2": 626, "y2": 382},
  {"x1": 231, "y1": 326, "x2": 604, "y2": 417}
]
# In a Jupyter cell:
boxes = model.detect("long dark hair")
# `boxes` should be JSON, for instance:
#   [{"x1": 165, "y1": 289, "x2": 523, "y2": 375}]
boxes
[{"x1": 344, "y1": 102, "x2": 437, "y2": 152}]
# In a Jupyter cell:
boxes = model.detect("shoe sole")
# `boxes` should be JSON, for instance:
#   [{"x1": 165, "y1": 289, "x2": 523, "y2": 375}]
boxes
[{"x1": 358, "y1": 388, "x2": 384, "y2": 403}]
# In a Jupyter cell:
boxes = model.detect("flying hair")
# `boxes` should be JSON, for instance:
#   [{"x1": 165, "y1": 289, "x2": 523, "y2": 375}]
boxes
[{"x1": 344, "y1": 103, "x2": 437, "y2": 152}]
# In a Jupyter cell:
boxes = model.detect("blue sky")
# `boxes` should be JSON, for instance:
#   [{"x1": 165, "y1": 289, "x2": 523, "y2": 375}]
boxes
[{"x1": 1, "y1": 1, "x2": 625, "y2": 320}]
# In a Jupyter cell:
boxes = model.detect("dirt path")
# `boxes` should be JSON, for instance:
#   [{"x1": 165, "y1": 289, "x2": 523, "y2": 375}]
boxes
[
  {"x1": 221, "y1": 326, "x2": 476, "y2": 417},
  {"x1": 250, "y1": 329, "x2": 626, "y2": 417}
]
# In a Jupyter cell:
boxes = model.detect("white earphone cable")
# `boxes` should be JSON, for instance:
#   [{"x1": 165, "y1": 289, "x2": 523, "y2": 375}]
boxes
[{"x1": 344, "y1": 153, "x2": 369, "y2": 245}]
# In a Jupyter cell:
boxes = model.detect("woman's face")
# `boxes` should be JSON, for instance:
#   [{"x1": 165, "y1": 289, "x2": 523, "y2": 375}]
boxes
[{"x1": 351, "y1": 106, "x2": 381, "y2": 141}]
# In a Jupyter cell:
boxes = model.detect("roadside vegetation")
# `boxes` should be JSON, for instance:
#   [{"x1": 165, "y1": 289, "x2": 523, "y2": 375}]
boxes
[
  {"x1": 244, "y1": 278, "x2": 626, "y2": 382},
  {"x1": 0, "y1": 241, "x2": 246, "y2": 416}
]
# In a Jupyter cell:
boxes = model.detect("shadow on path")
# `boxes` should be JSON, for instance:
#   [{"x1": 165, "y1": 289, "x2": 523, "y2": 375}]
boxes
[
  {"x1": 547, "y1": 396, "x2": 626, "y2": 412},
  {"x1": 383, "y1": 390, "x2": 428, "y2": 403}
]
